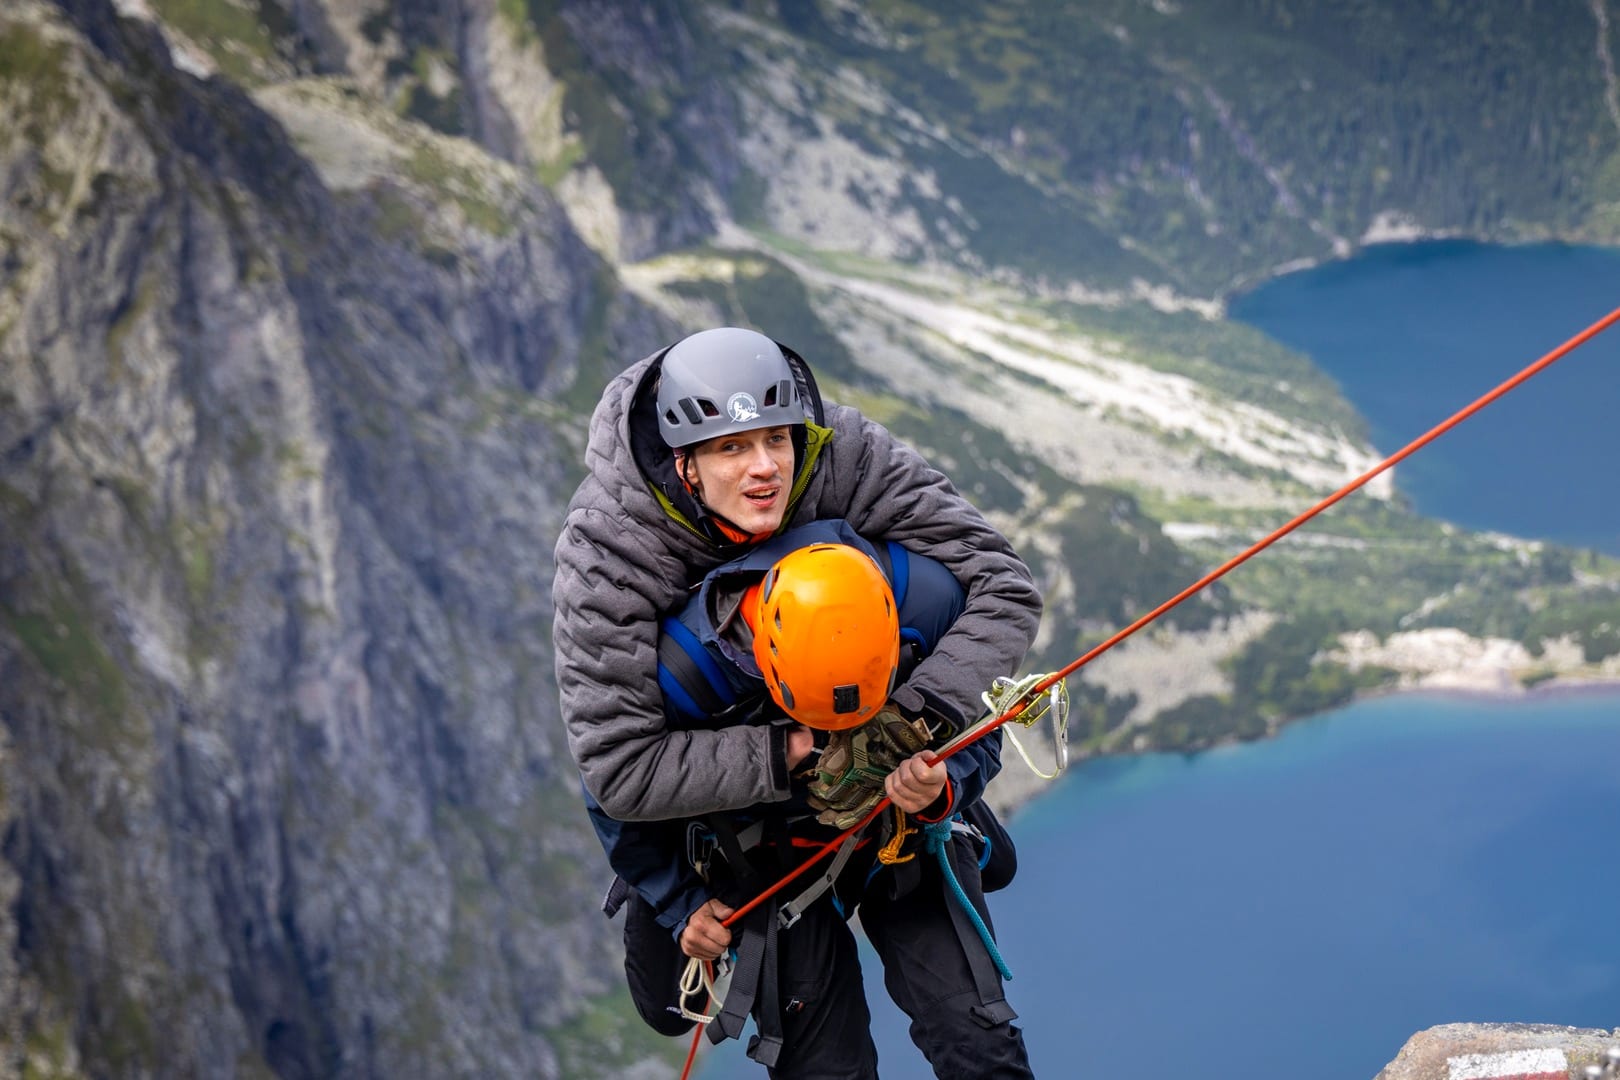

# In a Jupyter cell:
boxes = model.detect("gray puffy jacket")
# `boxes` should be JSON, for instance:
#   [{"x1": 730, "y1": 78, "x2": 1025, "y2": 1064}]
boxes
[{"x1": 553, "y1": 343, "x2": 1042, "y2": 821}]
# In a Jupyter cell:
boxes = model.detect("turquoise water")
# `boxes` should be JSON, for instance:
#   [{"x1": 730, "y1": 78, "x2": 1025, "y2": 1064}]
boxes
[{"x1": 1230, "y1": 241, "x2": 1620, "y2": 555}]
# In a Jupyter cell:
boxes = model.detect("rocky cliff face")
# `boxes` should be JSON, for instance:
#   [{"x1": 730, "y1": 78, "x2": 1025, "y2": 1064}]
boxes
[{"x1": 1, "y1": 0, "x2": 673, "y2": 1075}]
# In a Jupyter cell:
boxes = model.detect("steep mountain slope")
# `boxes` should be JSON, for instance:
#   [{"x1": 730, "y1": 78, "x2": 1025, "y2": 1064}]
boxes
[
  {"x1": 2, "y1": 1, "x2": 1619, "y2": 1077},
  {"x1": 2, "y1": 1, "x2": 671, "y2": 1075},
  {"x1": 512, "y1": 0, "x2": 1620, "y2": 294},
  {"x1": 735, "y1": 0, "x2": 1620, "y2": 294}
]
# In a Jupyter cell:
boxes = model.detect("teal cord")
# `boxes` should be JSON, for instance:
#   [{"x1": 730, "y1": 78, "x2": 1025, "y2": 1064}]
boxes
[{"x1": 923, "y1": 820, "x2": 1012, "y2": 981}]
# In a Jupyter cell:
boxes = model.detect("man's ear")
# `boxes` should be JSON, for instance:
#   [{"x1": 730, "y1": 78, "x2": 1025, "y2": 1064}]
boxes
[{"x1": 674, "y1": 450, "x2": 700, "y2": 495}]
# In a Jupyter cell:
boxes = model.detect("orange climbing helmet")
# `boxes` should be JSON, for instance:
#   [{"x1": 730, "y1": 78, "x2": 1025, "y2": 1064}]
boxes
[{"x1": 751, "y1": 543, "x2": 900, "y2": 731}]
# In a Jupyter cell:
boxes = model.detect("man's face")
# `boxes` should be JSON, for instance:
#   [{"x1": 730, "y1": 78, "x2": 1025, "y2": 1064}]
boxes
[{"x1": 686, "y1": 425, "x2": 797, "y2": 534}]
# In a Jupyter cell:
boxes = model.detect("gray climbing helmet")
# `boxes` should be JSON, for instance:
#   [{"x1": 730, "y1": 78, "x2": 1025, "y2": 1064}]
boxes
[{"x1": 655, "y1": 327, "x2": 805, "y2": 448}]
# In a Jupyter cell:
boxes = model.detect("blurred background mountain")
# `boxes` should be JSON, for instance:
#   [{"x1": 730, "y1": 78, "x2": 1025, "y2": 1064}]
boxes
[{"x1": 2, "y1": 1, "x2": 1619, "y2": 1075}]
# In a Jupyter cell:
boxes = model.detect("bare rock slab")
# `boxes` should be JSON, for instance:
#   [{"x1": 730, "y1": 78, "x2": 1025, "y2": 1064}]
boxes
[{"x1": 1377, "y1": 1023, "x2": 1620, "y2": 1080}]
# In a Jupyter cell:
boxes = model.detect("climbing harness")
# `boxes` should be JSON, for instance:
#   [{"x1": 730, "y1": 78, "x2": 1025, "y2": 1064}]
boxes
[
  {"x1": 675, "y1": 306, "x2": 1620, "y2": 1079},
  {"x1": 775, "y1": 830, "x2": 862, "y2": 927}
]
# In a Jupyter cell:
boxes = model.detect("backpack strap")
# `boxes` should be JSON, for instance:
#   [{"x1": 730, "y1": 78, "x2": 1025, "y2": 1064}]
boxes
[
  {"x1": 658, "y1": 615, "x2": 736, "y2": 721},
  {"x1": 884, "y1": 539, "x2": 911, "y2": 608}
]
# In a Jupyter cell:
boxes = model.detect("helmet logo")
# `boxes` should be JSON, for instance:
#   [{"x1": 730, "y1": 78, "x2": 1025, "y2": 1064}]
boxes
[{"x1": 726, "y1": 392, "x2": 760, "y2": 423}]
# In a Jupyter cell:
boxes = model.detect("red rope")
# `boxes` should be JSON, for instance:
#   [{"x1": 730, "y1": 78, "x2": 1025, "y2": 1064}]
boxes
[
  {"x1": 679, "y1": 1017, "x2": 704, "y2": 1078},
  {"x1": 677, "y1": 304, "x2": 1620, "y2": 1076}
]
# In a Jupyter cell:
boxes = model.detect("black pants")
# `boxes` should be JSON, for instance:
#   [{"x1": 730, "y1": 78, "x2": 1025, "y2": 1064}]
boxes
[
  {"x1": 622, "y1": 831, "x2": 1033, "y2": 1079},
  {"x1": 857, "y1": 836, "x2": 1033, "y2": 1080}
]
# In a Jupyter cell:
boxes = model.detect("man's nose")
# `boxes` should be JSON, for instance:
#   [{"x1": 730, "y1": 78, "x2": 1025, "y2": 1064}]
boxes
[{"x1": 746, "y1": 445, "x2": 778, "y2": 473}]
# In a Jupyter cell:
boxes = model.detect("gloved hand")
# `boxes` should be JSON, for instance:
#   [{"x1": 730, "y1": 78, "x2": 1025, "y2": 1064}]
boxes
[{"x1": 806, "y1": 708, "x2": 934, "y2": 828}]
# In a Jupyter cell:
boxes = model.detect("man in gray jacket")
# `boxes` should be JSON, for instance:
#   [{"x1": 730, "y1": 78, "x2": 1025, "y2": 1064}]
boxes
[{"x1": 553, "y1": 326, "x2": 1042, "y2": 1076}]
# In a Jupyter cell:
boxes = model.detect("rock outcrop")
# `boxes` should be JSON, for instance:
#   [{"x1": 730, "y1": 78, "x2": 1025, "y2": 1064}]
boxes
[{"x1": 1378, "y1": 1023, "x2": 1620, "y2": 1080}]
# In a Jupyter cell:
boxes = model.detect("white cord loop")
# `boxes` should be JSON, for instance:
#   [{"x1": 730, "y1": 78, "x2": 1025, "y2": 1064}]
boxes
[{"x1": 676, "y1": 954, "x2": 734, "y2": 1025}]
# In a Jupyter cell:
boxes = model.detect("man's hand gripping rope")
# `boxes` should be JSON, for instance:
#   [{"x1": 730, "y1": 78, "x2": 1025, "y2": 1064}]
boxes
[{"x1": 806, "y1": 709, "x2": 936, "y2": 828}]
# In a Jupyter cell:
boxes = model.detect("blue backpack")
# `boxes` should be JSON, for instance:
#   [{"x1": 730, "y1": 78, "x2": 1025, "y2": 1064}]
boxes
[{"x1": 656, "y1": 520, "x2": 965, "y2": 729}]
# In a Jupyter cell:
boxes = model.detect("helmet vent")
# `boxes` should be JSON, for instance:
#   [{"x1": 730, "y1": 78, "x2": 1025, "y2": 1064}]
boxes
[
  {"x1": 676, "y1": 398, "x2": 718, "y2": 425},
  {"x1": 764, "y1": 380, "x2": 795, "y2": 408}
]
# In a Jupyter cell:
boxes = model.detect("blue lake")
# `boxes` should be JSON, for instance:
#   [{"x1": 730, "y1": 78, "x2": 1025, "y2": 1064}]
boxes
[
  {"x1": 696, "y1": 242, "x2": 1620, "y2": 1080},
  {"x1": 1230, "y1": 241, "x2": 1620, "y2": 555}
]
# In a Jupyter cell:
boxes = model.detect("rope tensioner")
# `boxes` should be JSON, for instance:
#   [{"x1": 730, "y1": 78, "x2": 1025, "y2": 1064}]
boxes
[{"x1": 977, "y1": 672, "x2": 1070, "y2": 780}]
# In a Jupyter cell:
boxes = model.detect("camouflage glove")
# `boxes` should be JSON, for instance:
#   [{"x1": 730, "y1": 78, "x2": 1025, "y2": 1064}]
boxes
[{"x1": 806, "y1": 708, "x2": 934, "y2": 829}]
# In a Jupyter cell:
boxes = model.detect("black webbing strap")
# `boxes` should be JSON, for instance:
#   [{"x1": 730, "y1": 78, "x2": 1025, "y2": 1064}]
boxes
[
  {"x1": 601, "y1": 875, "x2": 631, "y2": 918},
  {"x1": 941, "y1": 846, "x2": 1019, "y2": 1028},
  {"x1": 703, "y1": 814, "x2": 767, "y2": 893},
  {"x1": 745, "y1": 903, "x2": 784, "y2": 1069},
  {"x1": 706, "y1": 898, "x2": 784, "y2": 1069},
  {"x1": 699, "y1": 815, "x2": 791, "y2": 1066}
]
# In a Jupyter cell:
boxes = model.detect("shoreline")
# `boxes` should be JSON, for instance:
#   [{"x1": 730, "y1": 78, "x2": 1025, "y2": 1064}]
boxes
[
  {"x1": 1347, "y1": 672, "x2": 1620, "y2": 707},
  {"x1": 988, "y1": 672, "x2": 1620, "y2": 818}
]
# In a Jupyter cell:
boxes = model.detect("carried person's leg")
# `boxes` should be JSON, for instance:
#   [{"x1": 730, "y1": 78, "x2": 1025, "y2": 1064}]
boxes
[
  {"x1": 862, "y1": 835, "x2": 1034, "y2": 1079},
  {"x1": 621, "y1": 892, "x2": 698, "y2": 1037},
  {"x1": 764, "y1": 897, "x2": 880, "y2": 1080}
]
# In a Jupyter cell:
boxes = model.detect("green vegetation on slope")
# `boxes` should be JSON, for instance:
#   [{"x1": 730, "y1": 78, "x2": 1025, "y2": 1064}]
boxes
[
  {"x1": 1138, "y1": 610, "x2": 1395, "y2": 752},
  {"x1": 759, "y1": 0, "x2": 1620, "y2": 293}
]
